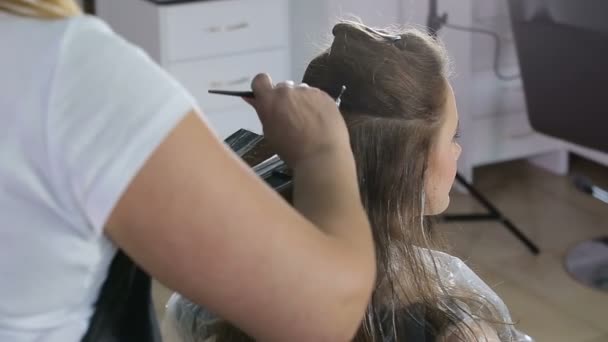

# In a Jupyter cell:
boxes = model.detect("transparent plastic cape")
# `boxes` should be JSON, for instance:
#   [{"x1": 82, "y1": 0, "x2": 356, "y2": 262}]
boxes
[
  {"x1": 162, "y1": 293, "x2": 216, "y2": 342},
  {"x1": 421, "y1": 248, "x2": 534, "y2": 342},
  {"x1": 162, "y1": 249, "x2": 534, "y2": 342}
]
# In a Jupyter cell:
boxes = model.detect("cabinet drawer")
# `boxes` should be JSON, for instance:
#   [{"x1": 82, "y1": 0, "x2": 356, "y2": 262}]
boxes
[
  {"x1": 168, "y1": 49, "x2": 289, "y2": 112},
  {"x1": 163, "y1": 0, "x2": 288, "y2": 62}
]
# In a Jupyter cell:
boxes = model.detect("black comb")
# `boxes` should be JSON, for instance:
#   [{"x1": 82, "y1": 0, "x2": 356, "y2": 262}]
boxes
[
  {"x1": 208, "y1": 85, "x2": 348, "y2": 106},
  {"x1": 207, "y1": 89, "x2": 255, "y2": 98}
]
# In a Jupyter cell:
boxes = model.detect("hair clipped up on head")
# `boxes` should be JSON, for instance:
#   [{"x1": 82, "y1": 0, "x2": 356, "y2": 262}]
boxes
[
  {"x1": 332, "y1": 21, "x2": 403, "y2": 46},
  {"x1": 317, "y1": 20, "x2": 449, "y2": 123}
]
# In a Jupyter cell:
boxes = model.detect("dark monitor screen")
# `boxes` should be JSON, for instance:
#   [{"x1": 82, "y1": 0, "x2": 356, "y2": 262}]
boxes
[{"x1": 508, "y1": 0, "x2": 608, "y2": 153}]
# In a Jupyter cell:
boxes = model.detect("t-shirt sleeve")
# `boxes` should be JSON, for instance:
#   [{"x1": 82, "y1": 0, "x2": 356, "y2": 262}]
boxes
[{"x1": 48, "y1": 16, "x2": 199, "y2": 233}]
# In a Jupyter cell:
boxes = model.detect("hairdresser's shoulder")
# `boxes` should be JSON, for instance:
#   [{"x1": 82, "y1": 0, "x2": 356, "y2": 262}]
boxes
[
  {"x1": 59, "y1": 14, "x2": 141, "y2": 58},
  {"x1": 61, "y1": 14, "x2": 114, "y2": 39}
]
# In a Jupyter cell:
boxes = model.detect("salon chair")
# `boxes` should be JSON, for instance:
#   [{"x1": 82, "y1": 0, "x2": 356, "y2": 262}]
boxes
[{"x1": 508, "y1": 0, "x2": 608, "y2": 291}]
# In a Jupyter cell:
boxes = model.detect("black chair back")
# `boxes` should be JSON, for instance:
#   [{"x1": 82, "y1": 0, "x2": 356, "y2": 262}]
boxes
[{"x1": 508, "y1": 0, "x2": 608, "y2": 153}]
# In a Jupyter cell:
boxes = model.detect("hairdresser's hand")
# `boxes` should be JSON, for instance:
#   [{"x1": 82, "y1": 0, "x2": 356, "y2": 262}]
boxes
[{"x1": 245, "y1": 73, "x2": 350, "y2": 167}]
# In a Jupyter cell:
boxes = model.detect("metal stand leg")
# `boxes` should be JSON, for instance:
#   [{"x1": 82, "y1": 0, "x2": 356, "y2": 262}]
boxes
[{"x1": 443, "y1": 173, "x2": 541, "y2": 255}]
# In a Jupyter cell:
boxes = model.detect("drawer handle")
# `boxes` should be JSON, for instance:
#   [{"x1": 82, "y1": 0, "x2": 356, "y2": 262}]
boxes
[
  {"x1": 226, "y1": 22, "x2": 250, "y2": 31},
  {"x1": 209, "y1": 77, "x2": 250, "y2": 88},
  {"x1": 206, "y1": 22, "x2": 250, "y2": 33}
]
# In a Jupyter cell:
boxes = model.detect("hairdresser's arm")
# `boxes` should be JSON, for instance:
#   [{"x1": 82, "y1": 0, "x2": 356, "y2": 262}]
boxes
[{"x1": 105, "y1": 88, "x2": 374, "y2": 341}]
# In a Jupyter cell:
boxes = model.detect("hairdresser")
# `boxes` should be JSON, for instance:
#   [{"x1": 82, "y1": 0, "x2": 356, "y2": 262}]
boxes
[{"x1": 0, "y1": 1, "x2": 375, "y2": 341}]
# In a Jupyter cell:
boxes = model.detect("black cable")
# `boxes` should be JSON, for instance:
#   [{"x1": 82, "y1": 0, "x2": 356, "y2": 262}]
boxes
[{"x1": 443, "y1": 22, "x2": 521, "y2": 81}]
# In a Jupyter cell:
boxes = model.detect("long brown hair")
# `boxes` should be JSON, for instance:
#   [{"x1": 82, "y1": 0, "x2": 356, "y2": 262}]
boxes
[
  {"x1": 308, "y1": 21, "x2": 456, "y2": 341},
  {"x1": 0, "y1": 0, "x2": 81, "y2": 19},
  {"x1": 175, "y1": 21, "x2": 505, "y2": 342}
]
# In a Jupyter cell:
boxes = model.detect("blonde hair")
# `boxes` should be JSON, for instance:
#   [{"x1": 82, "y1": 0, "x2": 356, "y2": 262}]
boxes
[{"x1": 0, "y1": 0, "x2": 81, "y2": 19}]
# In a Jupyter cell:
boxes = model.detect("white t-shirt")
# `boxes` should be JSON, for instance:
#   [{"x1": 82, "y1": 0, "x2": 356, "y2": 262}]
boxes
[{"x1": 0, "y1": 13, "x2": 197, "y2": 341}]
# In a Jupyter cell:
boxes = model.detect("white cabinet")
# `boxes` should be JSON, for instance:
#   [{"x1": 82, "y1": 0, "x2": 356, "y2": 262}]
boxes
[{"x1": 96, "y1": 0, "x2": 290, "y2": 139}]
